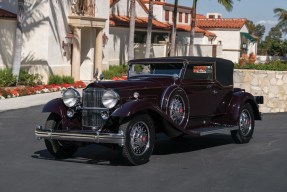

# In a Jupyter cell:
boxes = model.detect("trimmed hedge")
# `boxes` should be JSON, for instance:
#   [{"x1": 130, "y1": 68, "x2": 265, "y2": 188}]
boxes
[
  {"x1": 103, "y1": 65, "x2": 128, "y2": 79},
  {"x1": 234, "y1": 61, "x2": 287, "y2": 71},
  {"x1": 48, "y1": 75, "x2": 74, "y2": 85}
]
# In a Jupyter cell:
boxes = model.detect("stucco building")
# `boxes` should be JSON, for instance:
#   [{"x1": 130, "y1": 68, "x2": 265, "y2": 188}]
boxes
[{"x1": 0, "y1": 0, "x2": 257, "y2": 82}]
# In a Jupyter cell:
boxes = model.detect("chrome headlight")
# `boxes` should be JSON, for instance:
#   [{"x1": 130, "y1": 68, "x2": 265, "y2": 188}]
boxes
[
  {"x1": 102, "y1": 90, "x2": 119, "y2": 109},
  {"x1": 62, "y1": 88, "x2": 80, "y2": 107}
]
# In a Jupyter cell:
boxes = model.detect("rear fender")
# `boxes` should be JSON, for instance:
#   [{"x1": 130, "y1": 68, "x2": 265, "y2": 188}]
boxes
[{"x1": 226, "y1": 91, "x2": 261, "y2": 124}]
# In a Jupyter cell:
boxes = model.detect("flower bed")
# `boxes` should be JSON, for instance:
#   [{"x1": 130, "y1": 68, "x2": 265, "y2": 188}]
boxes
[
  {"x1": 0, "y1": 81, "x2": 86, "y2": 100},
  {"x1": 110, "y1": 75, "x2": 128, "y2": 81}
]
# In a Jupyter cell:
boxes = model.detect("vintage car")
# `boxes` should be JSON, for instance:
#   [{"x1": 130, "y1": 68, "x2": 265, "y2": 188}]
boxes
[{"x1": 35, "y1": 57, "x2": 263, "y2": 165}]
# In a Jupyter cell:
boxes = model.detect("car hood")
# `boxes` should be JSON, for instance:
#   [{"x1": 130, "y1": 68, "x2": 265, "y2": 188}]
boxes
[{"x1": 86, "y1": 77, "x2": 175, "y2": 91}]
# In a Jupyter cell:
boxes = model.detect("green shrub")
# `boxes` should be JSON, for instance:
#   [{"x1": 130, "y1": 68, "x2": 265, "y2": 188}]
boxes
[
  {"x1": 18, "y1": 70, "x2": 41, "y2": 86},
  {"x1": 48, "y1": 75, "x2": 74, "y2": 85},
  {"x1": 234, "y1": 61, "x2": 287, "y2": 71},
  {"x1": 48, "y1": 75, "x2": 63, "y2": 85},
  {"x1": 62, "y1": 76, "x2": 74, "y2": 84},
  {"x1": 0, "y1": 68, "x2": 16, "y2": 87},
  {"x1": 103, "y1": 65, "x2": 128, "y2": 79}
]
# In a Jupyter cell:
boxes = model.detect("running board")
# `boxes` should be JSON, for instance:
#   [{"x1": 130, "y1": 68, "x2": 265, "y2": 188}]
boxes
[{"x1": 189, "y1": 126, "x2": 238, "y2": 136}]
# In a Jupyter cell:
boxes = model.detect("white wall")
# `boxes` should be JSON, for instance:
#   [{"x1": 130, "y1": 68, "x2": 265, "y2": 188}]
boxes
[
  {"x1": 108, "y1": 27, "x2": 129, "y2": 65},
  {"x1": 0, "y1": 19, "x2": 16, "y2": 68},
  {"x1": 97, "y1": 0, "x2": 110, "y2": 70},
  {"x1": 110, "y1": 0, "x2": 147, "y2": 17}
]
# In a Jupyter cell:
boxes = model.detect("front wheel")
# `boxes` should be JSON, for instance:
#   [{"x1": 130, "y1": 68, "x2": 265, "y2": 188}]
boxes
[
  {"x1": 231, "y1": 103, "x2": 255, "y2": 144},
  {"x1": 44, "y1": 113, "x2": 78, "y2": 159},
  {"x1": 120, "y1": 114, "x2": 155, "y2": 165}
]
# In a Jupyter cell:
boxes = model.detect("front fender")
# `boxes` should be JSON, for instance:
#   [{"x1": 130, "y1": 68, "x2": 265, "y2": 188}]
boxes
[
  {"x1": 226, "y1": 91, "x2": 260, "y2": 124},
  {"x1": 42, "y1": 98, "x2": 68, "y2": 118},
  {"x1": 111, "y1": 99, "x2": 189, "y2": 136},
  {"x1": 111, "y1": 99, "x2": 161, "y2": 117}
]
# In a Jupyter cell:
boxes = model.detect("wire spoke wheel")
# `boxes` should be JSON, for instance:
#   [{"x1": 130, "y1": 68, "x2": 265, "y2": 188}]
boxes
[
  {"x1": 239, "y1": 109, "x2": 252, "y2": 136},
  {"x1": 120, "y1": 114, "x2": 155, "y2": 165},
  {"x1": 169, "y1": 95, "x2": 185, "y2": 125},
  {"x1": 130, "y1": 121, "x2": 150, "y2": 156},
  {"x1": 231, "y1": 104, "x2": 254, "y2": 144}
]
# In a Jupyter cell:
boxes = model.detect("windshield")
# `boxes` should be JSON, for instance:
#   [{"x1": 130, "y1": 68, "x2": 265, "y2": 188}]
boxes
[{"x1": 128, "y1": 63, "x2": 184, "y2": 78}]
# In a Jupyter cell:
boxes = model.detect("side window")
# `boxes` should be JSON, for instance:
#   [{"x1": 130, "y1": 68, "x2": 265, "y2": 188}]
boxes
[{"x1": 184, "y1": 64, "x2": 213, "y2": 80}]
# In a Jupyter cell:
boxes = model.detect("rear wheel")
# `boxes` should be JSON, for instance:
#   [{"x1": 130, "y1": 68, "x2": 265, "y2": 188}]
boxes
[
  {"x1": 120, "y1": 114, "x2": 155, "y2": 165},
  {"x1": 44, "y1": 113, "x2": 78, "y2": 159},
  {"x1": 231, "y1": 104, "x2": 254, "y2": 144}
]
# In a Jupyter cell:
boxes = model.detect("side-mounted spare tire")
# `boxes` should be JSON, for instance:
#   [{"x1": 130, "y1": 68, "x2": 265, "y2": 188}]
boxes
[{"x1": 166, "y1": 89, "x2": 189, "y2": 129}]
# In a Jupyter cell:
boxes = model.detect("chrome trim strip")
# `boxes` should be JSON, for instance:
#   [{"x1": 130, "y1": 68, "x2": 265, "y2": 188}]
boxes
[
  {"x1": 35, "y1": 126, "x2": 125, "y2": 146},
  {"x1": 82, "y1": 107, "x2": 108, "y2": 110}
]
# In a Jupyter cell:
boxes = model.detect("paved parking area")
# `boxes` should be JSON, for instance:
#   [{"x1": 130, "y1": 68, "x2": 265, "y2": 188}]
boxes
[{"x1": 0, "y1": 106, "x2": 286, "y2": 192}]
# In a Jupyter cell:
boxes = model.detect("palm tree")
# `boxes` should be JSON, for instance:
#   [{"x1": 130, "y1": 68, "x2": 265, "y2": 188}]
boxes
[
  {"x1": 145, "y1": 0, "x2": 154, "y2": 58},
  {"x1": 170, "y1": 0, "x2": 178, "y2": 56},
  {"x1": 12, "y1": 0, "x2": 24, "y2": 83},
  {"x1": 274, "y1": 8, "x2": 287, "y2": 34},
  {"x1": 189, "y1": 0, "x2": 234, "y2": 56},
  {"x1": 128, "y1": 0, "x2": 136, "y2": 61}
]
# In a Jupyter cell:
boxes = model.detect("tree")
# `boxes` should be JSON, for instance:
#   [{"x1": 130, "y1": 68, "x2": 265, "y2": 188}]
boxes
[
  {"x1": 189, "y1": 0, "x2": 235, "y2": 56},
  {"x1": 128, "y1": 0, "x2": 136, "y2": 61},
  {"x1": 247, "y1": 20, "x2": 265, "y2": 41},
  {"x1": 170, "y1": 0, "x2": 178, "y2": 56},
  {"x1": 12, "y1": 0, "x2": 24, "y2": 83},
  {"x1": 145, "y1": 0, "x2": 154, "y2": 58},
  {"x1": 274, "y1": 8, "x2": 287, "y2": 34},
  {"x1": 266, "y1": 26, "x2": 282, "y2": 40},
  {"x1": 253, "y1": 24, "x2": 265, "y2": 41}
]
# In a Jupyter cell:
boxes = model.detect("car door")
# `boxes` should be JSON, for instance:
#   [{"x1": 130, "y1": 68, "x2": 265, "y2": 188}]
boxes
[{"x1": 181, "y1": 62, "x2": 221, "y2": 118}]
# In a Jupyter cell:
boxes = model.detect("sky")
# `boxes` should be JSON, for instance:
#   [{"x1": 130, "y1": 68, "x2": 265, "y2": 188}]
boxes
[{"x1": 166, "y1": 0, "x2": 287, "y2": 38}]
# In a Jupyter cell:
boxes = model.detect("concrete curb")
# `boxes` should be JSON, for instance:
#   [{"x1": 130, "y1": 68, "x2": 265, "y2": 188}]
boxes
[{"x1": 0, "y1": 89, "x2": 83, "y2": 112}]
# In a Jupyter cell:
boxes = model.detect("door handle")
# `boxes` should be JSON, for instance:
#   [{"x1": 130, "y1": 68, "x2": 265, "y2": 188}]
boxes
[
  {"x1": 212, "y1": 90, "x2": 218, "y2": 95},
  {"x1": 206, "y1": 85, "x2": 213, "y2": 89}
]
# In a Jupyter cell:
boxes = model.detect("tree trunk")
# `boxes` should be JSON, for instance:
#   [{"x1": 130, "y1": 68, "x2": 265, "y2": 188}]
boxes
[
  {"x1": 170, "y1": 0, "x2": 178, "y2": 56},
  {"x1": 128, "y1": 0, "x2": 136, "y2": 61},
  {"x1": 145, "y1": 0, "x2": 153, "y2": 58},
  {"x1": 189, "y1": 0, "x2": 197, "y2": 56},
  {"x1": 12, "y1": 0, "x2": 24, "y2": 83}
]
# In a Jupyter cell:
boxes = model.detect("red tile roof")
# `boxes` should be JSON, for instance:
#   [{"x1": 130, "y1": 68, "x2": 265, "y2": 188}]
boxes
[
  {"x1": 110, "y1": 15, "x2": 170, "y2": 30},
  {"x1": 176, "y1": 24, "x2": 216, "y2": 37},
  {"x1": 196, "y1": 18, "x2": 247, "y2": 29},
  {"x1": 110, "y1": 15, "x2": 216, "y2": 37},
  {"x1": 0, "y1": 8, "x2": 17, "y2": 19},
  {"x1": 196, "y1": 14, "x2": 206, "y2": 19}
]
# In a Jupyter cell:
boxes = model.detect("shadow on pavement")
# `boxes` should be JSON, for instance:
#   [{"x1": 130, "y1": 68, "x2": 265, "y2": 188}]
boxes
[{"x1": 31, "y1": 133, "x2": 234, "y2": 166}]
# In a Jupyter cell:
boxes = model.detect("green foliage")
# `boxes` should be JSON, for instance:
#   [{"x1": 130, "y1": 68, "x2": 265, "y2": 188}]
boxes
[
  {"x1": 234, "y1": 61, "x2": 287, "y2": 71},
  {"x1": 0, "y1": 68, "x2": 16, "y2": 87},
  {"x1": 48, "y1": 75, "x2": 75, "y2": 85},
  {"x1": 62, "y1": 76, "x2": 74, "y2": 84},
  {"x1": 103, "y1": 65, "x2": 128, "y2": 79},
  {"x1": 18, "y1": 70, "x2": 41, "y2": 86},
  {"x1": 48, "y1": 75, "x2": 63, "y2": 85}
]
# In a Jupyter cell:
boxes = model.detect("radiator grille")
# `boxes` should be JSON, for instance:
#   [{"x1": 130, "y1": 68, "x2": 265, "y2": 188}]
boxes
[{"x1": 82, "y1": 88, "x2": 107, "y2": 129}]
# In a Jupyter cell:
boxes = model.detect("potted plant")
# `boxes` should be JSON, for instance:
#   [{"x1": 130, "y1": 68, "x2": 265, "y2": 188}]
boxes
[{"x1": 249, "y1": 52, "x2": 256, "y2": 64}]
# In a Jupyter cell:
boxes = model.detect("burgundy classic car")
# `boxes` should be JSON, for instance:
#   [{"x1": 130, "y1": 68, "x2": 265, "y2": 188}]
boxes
[{"x1": 35, "y1": 57, "x2": 263, "y2": 165}]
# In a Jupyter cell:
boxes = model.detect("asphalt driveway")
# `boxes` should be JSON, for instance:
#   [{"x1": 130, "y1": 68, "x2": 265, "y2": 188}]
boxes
[{"x1": 0, "y1": 106, "x2": 286, "y2": 192}]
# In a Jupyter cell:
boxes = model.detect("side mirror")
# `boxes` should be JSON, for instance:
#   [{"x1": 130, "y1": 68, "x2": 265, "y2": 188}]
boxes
[{"x1": 100, "y1": 74, "x2": 104, "y2": 80}]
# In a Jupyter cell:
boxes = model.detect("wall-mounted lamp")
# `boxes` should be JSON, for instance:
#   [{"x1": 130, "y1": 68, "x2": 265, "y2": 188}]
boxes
[{"x1": 62, "y1": 32, "x2": 73, "y2": 56}]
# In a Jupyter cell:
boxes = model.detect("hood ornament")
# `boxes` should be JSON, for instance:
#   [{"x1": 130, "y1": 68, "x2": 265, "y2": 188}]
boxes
[{"x1": 94, "y1": 69, "x2": 104, "y2": 83}]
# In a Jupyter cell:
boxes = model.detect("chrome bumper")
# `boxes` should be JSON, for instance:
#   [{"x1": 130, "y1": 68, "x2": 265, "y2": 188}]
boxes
[{"x1": 35, "y1": 125, "x2": 125, "y2": 146}]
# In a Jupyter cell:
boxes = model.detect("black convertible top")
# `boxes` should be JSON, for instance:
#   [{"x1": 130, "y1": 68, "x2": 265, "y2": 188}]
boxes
[{"x1": 129, "y1": 56, "x2": 234, "y2": 86}]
